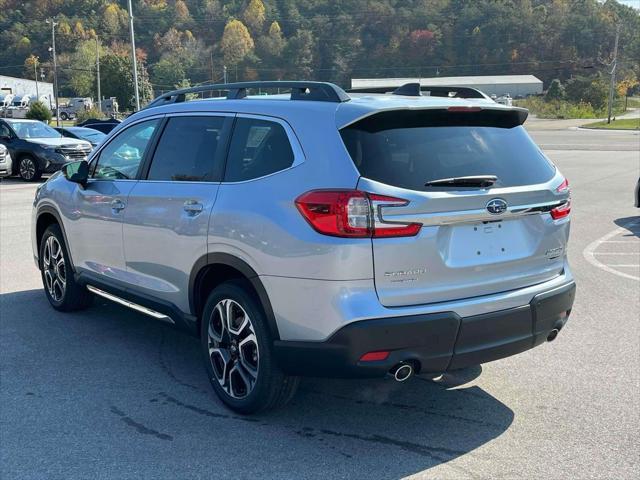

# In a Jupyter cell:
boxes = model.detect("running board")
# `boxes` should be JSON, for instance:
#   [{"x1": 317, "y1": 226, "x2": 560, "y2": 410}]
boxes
[{"x1": 86, "y1": 285, "x2": 175, "y2": 324}]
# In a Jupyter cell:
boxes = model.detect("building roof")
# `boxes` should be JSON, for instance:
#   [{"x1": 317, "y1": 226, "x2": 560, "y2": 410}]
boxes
[{"x1": 351, "y1": 75, "x2": 543, "y2": 88}]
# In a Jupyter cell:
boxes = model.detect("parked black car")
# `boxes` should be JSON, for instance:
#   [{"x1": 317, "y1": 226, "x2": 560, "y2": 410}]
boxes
[
  {"x1": 0, "y1": 119, "x2": 92, "y2": 181},
  {"x1": 54, "y1": 126, "x2": 106, "y2": 147},
  {"x1": 76, "y1": 118, "x2": 121, "y2": 134}
]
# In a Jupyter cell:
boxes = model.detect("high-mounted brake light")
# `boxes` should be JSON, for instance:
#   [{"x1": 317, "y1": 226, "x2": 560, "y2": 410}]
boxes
[
  {"x1": 447, "y1": 106, "x2": 482, "y2": 112},
  {"x1": 295, "y1": 190, "x2": 421, "y2": 238}
]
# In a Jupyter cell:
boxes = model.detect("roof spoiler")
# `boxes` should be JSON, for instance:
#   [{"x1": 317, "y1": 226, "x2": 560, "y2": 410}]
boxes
[
  {"x1": 348, "y1": 83, "x2": 491, "y2": 100},
  {"x1": 146, "y1": 81, "x2": 351, "y2": 109}
]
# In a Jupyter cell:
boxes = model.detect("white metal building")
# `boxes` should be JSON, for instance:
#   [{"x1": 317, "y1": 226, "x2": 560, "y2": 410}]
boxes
[
  {"x1": 351, "y1": 75, "x2": 543, "y2": 97},
  {"x1": 0, "y1": 74, "x2": 54, "y2": 105}
]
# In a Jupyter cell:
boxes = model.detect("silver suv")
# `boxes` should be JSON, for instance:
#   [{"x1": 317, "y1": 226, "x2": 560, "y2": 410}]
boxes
[{"x1": 31, "y1": 81, "x2": 575, "y2": 413}]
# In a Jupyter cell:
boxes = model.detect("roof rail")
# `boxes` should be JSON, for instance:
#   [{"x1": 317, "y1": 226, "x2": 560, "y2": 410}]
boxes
[
  {"x1": 348, "y1": 83, "x2": 490, "y2": 100},
  {"x1": 146, "y1": 81, "x2": 351, "y2": 109}
]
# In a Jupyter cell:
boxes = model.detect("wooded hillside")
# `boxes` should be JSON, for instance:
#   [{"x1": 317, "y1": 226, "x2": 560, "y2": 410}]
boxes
[{"x1": 1, "y1": 0, "x2": 638, "y2": 109}]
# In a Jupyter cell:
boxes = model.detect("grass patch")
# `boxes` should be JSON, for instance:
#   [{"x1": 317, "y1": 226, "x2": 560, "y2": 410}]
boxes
[
  {"x1": 514, "y1": 97, "x2": 628, "y2": 119},
  {"x1": 582, "y1": 118, "x2": 640, "y2": 130}
]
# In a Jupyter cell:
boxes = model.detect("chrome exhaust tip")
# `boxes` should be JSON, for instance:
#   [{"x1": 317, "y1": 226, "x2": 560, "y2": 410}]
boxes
[
  {"x1": 390, "y1": 363, "x2": 414, "y2": 382},
  {"x1": 547, "y1": 328, "x2": 559, "y2": 342}
]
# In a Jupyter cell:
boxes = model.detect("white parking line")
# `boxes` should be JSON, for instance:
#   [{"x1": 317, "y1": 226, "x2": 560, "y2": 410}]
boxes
[
  {"x1": 583, "y1": 220, "x2": 640, "y2": 282},
  {"x1": 594, "y1": 252, "x2": 638, "y2": 255},
  {"x1": 601, "y1": 240, "x2": 639, "y2": 243}
]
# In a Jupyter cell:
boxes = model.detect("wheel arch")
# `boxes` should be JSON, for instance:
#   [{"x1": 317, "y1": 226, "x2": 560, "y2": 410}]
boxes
[
  {"x1": 190, "y1": 253, "x2": 280, "y2": 341},
  {"x1": 35, "y1": 206, "x2": 75, "y2": 271}
]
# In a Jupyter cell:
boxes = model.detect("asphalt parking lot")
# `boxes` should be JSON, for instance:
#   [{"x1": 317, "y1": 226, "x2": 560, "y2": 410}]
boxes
[{"x1": 1, "y1": 125, "x2": 639, "y2": 479}]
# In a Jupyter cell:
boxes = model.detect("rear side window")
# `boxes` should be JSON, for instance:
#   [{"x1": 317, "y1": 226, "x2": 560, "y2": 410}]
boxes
[
  {"x1": 147, "y1": 116, "x2": 225, "y2": 182},
  {"x1": 340, "y1": 110, "x2": 555, "y2": 190},
  {"x1": 224, "y1": 118, "x2": 294, "y2": 182}
]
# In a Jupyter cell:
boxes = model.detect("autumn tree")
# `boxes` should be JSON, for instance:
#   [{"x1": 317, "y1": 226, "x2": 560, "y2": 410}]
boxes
[
  {"x1": 175, "y1": 0, "x2": 192, "y2": 26},
  {"x1": 22, "y1": 55, "x2": 40, "y2": 82},
  {"x1": 102, "y1": 3, "x2": 128, "y2": 35},
  {"x1": 243, "y1": 0, "x2": 266, "y2": 34},
  {"x1": 220, "y1": 19, "x2": 254, "y2": 68},
  {"x1": 257, "y1": 21, "x2": 286, "y2": 60}
]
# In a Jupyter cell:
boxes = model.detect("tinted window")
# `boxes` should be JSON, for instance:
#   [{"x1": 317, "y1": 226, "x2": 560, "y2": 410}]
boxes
[
  {"x1": 0, "y1": 122, "x2": 11, "y2": 138},
  {"x1": 224, "y1": 118, "x2": 294, "y2": 182},
  {"x1": 341, "y1": 110, "x2": 555, "y2": 190},
  {"x1": 147, "y1": 116, "x2": 224, "y2": 182},
  {"x1": 93, "y1": 120, "x2": 159, "y2": 180}
]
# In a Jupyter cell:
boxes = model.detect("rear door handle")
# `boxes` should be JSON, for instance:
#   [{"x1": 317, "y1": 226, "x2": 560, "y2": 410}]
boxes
[
  {"x1": 111, "y1": 199, "x2": 126, "y2": 212},
  {"x1": 183, "y1": 200, "x2": 204, "y2": 215}
]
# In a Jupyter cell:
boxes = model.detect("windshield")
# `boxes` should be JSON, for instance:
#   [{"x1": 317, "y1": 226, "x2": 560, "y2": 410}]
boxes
[
  {"x1": 8, "y1": 121, "x2": 61, "y2": 139},
  {"x1": 341, "y1": 110, "x2": 555, "y2": 190}
]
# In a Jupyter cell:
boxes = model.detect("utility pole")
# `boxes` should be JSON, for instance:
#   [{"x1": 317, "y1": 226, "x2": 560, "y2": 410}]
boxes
[
  {"x1": 606, "y1": 24, "x2": 620, "y2": 125},
  {"x1": 96, "y1": 36, "x2": 102, "y2": 113},
  {"x1": 33, "y1": 56, "x2": 39, "y2": 100},
  {"x1": 46, "y1": 18, "x2": 60, "y2": 126},
  {"x1": 127, "y1": 0, "x2": 141, "y2": 111},
  {"x1": 211, "y1": 50, "x2": 216, "y2": 83}
]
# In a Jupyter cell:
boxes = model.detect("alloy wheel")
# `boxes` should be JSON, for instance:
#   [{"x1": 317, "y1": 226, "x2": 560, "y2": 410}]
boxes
[
  {"x1": 42, "y1": 236, "x2": 66, "y2": 302},
  {"x1": 19, "y1": 158, "x2": 36, "y2": 180},
  {"x1": 207, "y1": 299, "x2": 259, "y2": 399}
]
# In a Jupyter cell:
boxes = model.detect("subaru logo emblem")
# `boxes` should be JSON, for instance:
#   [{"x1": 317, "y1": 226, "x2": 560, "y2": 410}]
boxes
[{"x1": 486, "y1": 198, "x2": 508, "y2": 215}]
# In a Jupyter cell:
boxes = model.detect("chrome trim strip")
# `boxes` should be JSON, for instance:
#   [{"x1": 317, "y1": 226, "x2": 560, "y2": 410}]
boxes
[
  {"x1": 380, "y1": 200, "x2": 564, "y2": 226},
  {"x1": 86, "y1": 285, "x2": 174, "y2": 323}
]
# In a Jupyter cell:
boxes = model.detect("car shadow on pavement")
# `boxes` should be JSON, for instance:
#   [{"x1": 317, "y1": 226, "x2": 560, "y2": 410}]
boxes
[
  {"x1": 614, "y1": 216, "x2": 640, "y2": 237},
  {"x1": 1, "y1": 289, "x2": 514, "y2": 479}
]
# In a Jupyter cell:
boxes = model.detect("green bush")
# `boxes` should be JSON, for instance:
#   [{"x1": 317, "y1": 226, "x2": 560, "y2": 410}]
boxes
[
  {"x1": 515, "y1": 96, "x2": 627, "y2": 120},
  {"x1": 25, "y1": 101, "x2": 52, "y2": 123},
  {"x1": 74, "y1": 107, "x2": 103, "y2": 124},
  {"x1": 565, "y1": 76, "x2": 608, "y2": 111}
]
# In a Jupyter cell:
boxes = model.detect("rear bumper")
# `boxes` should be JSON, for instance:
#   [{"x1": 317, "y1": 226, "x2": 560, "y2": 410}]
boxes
[{"x1": 273, "y1": 281, "x2": 575, "y2": 378}]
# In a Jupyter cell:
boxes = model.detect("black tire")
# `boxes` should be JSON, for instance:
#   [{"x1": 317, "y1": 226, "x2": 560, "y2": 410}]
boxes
[
  {"x1": 60, "y1": 112, "x2": 68, "y2": 121},
  {"x1": 18, "y1": 155, "x2": 42, "y2": 182},
  {"x1": 39, "y1": 224, "x2": 93, "y2": 312},
  {"x1": 200, "y1": 280, "x2": 299, "y2": 414}
]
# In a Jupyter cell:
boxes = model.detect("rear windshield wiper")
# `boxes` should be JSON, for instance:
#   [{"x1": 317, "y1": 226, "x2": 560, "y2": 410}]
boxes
[{"x1": 424, "y1": 175, "x2": 498, "y2": 188}]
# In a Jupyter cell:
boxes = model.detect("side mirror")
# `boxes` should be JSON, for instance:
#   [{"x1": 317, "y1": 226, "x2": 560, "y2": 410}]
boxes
[{"x1": 62, "y1": 160, "x2": 89, "y2": 186}]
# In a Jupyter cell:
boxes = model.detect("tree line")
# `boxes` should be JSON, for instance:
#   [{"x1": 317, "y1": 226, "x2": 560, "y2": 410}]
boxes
[{"x1": 1, "y1": 0, "x2": 638, "y2": 110}]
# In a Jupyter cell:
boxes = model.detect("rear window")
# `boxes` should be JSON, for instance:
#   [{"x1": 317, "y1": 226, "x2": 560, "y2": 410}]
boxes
[{"x1": 340, "y1": 109, "x2": 555, "y2": 190}]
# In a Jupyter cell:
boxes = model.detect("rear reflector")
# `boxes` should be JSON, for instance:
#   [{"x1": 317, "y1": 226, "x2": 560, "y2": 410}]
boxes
[
  {"x1": 295, "y1": 190, "x2": 421, "y2": 238},
  {"x1": 359, "y1": 351, "x2": 390, "y2": 362}
]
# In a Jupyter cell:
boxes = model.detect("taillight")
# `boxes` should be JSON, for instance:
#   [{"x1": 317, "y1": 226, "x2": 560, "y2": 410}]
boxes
[
  {"x1": 295, "y1": 190, "x2": 421, "y2": 238},
  {"x1": 551, "y1": 178, "x2": 571, "y2": 219},
  {"x1": 556, "y1": 178, "x2": 569, "y2": 193},
  {"x1": 550, "y1": 199, "x2": 571, "y2": 220}
]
